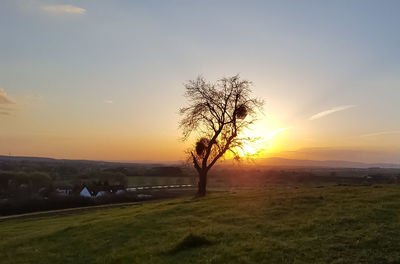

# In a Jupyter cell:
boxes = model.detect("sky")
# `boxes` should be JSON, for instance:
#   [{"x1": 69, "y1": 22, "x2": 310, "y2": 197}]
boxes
[{"x1": 1, "y1": 0, "x2": 400, "y2": 163}]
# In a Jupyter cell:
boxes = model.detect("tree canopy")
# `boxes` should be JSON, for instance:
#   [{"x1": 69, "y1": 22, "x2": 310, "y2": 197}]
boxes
[{"x1": 179, "y1": 75, "x2": 263, "y2": 196}]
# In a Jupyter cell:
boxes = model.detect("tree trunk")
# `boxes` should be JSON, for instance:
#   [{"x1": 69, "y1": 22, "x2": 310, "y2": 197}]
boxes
[{"x1": 197, "y1": 170, "x2": 207, "y2": 197}]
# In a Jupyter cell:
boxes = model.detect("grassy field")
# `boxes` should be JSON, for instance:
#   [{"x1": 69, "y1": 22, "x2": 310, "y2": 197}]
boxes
[{"x1": 1, "y1": 184, "x2": 400, "y2": 263}]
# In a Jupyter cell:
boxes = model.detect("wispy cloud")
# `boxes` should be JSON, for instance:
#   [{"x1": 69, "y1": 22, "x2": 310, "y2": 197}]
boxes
[
  {"x1": 42, "y1": 5, "x2": 86, "y2": 15},
  {"x1": 309, "y1": 105, "x2": 356, "y2": 121},
  {"x1": 268, "y1": 127, "x2": 289, "y2": 137},
  {"x1": 360, "y1": 131, "x2": 400, "y2": 137},
  {"x1": 0, "y1": 88, "x2": 15, "y2": 104},
  {"x1": 0, "y1": 106, "x2": 13, "y2": 111},
  {"x1": 104, "y1": 99, "x2": 114, "y2": 104},
  {"x1": 0, "y1": 88, "x2": 16, "y2": 116}
]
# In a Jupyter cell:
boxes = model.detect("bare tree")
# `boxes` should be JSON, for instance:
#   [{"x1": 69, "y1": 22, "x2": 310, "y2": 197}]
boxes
[{"x1": 179, "y1": 75, "x2": 264, "y2": 197}]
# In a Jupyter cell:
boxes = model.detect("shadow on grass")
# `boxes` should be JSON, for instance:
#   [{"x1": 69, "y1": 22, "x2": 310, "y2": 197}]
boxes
[{"x1": 169, "y1": 233, "x2": 212, "y2": 254}]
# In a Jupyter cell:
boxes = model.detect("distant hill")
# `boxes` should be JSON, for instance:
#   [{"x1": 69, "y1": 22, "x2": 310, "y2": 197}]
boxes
[
  {"x1": 0, "y1": 155, "x2": 57, "y2": 163},
  {"x1": 1, "y1": 155, "x2": 399, "y2": 169},
  {"x1": 0, "y1": 155, "x2": 162, "y2": 167},
  {"x1": 255, "y1": 157, "x2": 400, "y2": 168}
]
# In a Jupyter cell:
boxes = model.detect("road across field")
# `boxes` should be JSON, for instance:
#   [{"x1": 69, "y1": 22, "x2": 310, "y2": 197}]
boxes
[{"x1": 126, "y1": 184, "x2": 194, "y2": 191}]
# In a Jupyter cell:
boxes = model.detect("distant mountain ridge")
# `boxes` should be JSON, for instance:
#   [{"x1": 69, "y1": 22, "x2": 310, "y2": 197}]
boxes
[
  {"x1": 255, "y1": 157, "x2": 400, "y2": 169},
  {"x1": 0, "y1": 155, "x2": 162, "y2": 166},
  {"x1": 0, "y1": 155, "x2": 399, "y2": 168}
]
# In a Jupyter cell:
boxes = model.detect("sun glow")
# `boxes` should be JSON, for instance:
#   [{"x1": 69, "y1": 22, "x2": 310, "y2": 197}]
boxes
[{"x1": 234, "y1": 126, "x2": 289, "y2": 159}]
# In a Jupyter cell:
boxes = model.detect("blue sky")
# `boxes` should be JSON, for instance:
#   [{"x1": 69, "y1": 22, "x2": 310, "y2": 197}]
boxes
[{"x1": 0, "y1": 0, "x2": 399, "y2": 162}]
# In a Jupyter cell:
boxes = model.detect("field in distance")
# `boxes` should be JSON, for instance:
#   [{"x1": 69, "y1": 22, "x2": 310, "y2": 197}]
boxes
[{"x1": 1, "y1": 184, "x2": 400, "y2": 264}]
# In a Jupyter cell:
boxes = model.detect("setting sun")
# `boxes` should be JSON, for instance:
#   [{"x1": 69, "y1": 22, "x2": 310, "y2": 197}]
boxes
[{"x1": 234, "y1": 126, "x2": 290, "y2": 159}]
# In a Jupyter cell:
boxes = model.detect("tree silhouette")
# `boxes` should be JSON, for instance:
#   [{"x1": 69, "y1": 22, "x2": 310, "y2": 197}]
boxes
[{"x1": 179, "y1": 75, "x2": 263, "y2": 196}]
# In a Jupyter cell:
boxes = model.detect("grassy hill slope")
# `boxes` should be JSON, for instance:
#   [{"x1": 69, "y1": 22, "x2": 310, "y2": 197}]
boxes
[{"x1": 1, "y1": 185, "x2": 400, "y2": 263}]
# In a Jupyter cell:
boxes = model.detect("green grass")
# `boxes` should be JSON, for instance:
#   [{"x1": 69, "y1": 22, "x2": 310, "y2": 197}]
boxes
[{"x1": 1, "y1": 185, "x2": 400, "y2": 263}]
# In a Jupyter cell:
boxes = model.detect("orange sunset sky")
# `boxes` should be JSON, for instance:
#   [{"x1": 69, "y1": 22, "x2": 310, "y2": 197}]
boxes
[{"x1": 1, "y1": 1, "x2": 399, "y2": 163}]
